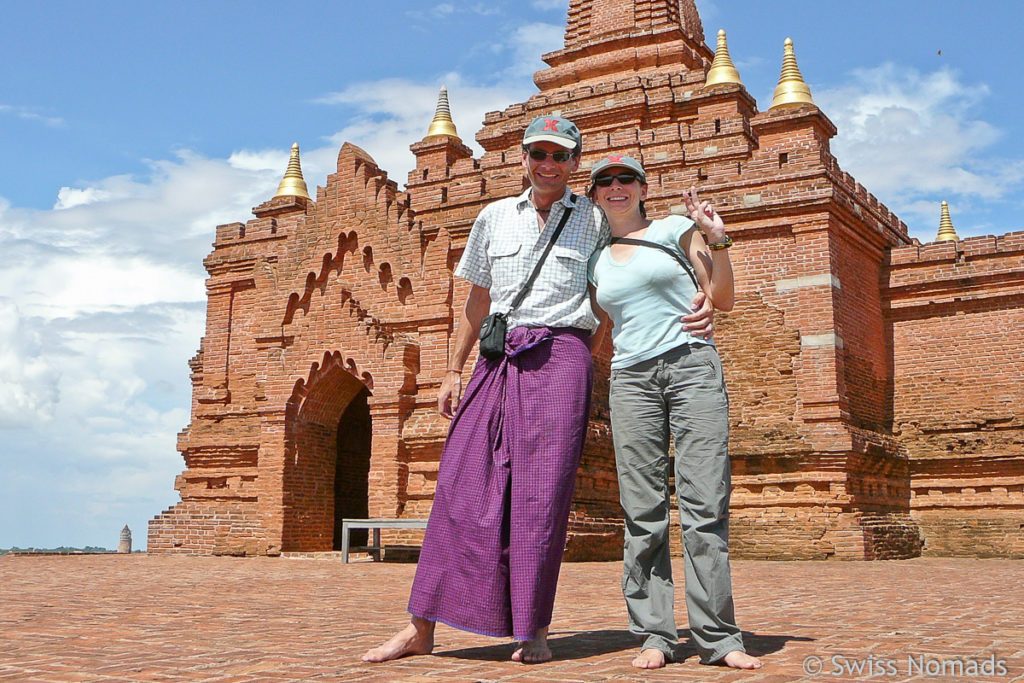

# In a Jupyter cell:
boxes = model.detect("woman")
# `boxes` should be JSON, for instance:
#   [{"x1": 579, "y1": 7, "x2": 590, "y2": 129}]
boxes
[{"x1": 586, "y1": 154, "x2": 761, "y2": 670}]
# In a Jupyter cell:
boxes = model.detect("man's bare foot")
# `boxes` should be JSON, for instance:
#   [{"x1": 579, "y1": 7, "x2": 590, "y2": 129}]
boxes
[
  {"x1": 362, "y1": 618, "x2": 435, "y2": 662},
  {"x1": 510, "y1": 626, "x2": 552, "y2": 663},
  {"x1": 722, "y1": 650, "x2": 762, "y2": 669},
  {"x1": 632, "y1": 648, "x2": 667, "y2": 669}
]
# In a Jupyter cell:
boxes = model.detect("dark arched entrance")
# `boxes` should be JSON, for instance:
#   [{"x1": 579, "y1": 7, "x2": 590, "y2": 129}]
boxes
[
  {"x1": 333, "y1": 387, "x2": 371, "y2": 549},
  {"x1": 284, "y1": 358, "x2": 373, "y2": 552}
]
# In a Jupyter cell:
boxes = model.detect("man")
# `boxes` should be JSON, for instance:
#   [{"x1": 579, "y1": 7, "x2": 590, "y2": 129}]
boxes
[{"x1": 363, "y1": 116, "x2": 714, "y2": 664}]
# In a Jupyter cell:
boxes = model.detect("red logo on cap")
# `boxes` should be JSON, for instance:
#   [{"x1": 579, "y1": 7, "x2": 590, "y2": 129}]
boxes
[
  {"x1": 542, "y1": 119, "x2": 560, "y2": 132},
  {"x1": 607, "y1": 154, "x2": 623, "y2": 162}
]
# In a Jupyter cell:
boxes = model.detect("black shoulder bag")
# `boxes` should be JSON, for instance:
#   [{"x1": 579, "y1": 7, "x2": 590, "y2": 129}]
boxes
[
  {"x1": 609, "y1": 236, "x2": 699, "y2": 290},
  {"x1": 478, "y1": 196, "x2": 575, "y2": 359}
]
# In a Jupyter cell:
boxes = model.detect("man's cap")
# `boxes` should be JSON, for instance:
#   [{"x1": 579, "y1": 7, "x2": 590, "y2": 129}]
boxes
[
  {"x1": 589, "y1": 154, "x2": 646, "y2": 182},
  {"x1": 522, "y1": 116, "x2": 581, "y2": 151}
]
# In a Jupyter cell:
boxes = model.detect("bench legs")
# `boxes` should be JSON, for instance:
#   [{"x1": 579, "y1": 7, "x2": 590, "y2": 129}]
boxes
[
  {"x1": 339, "y1": 522, "x2": 426, "y2": 563},
  {"x1": 340, "y1": 522, "x2": 351, "y2": 563},
  {"x1": 340, "y1": 526, "x2": 384, "y2": 563}
]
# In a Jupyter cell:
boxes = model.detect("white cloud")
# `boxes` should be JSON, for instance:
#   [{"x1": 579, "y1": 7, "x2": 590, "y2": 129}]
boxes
[
  {"x1": 0, "y1": 296, "x2": 205, "y2": 547},
  {"x1": 817, "y1": 64, "x2": 1024, "y2": 235},
  {"x1": 0, "y1": 143, "x2": 305, "y2": 547},
  {"x1": 0, "y1": 103, "x2": 64, "y2": 127},
  {"x1": 312, "y1": 21, "x2": 563, "y2": 186},
  {"x1": 54, "y1": 186, "x2": 115, "y2": 210},
  {"x1": 227, "y1": 144, "x2": 344, "y2": 201},
  {"x1": 0, "y1": 301, "x2": 61, "y2": 428},
  {"x1": 317, "y1": 75, "x2": 533, "y2": 187},
  {"x1": 467, "y1": 3, "x2": 501, "y2": 15},
  {"x1": 2, "y1": 150, "x2": 289, "y2": 268},
  {"x1": 227, "y1": 148, "x2": 289, "y2": 173},
  {"x1": 432, "y1": 3, "x2": 455, "y2": 17},
  {"x1": 503, "y1": 23, "x2": 565, "y2": 78},
  {"x1": 406, "y1": 1, "x2": 502, "y2": 21}
]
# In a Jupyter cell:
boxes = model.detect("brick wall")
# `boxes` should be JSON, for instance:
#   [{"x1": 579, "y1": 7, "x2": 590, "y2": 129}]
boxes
[{"x1": 886, "y1": 233, "x2": 1024, "y2": 557}]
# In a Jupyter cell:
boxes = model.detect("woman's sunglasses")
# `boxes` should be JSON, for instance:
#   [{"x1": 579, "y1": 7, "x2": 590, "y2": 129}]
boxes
[
  {"x1": 526, "y1": 147, "x2": 575, "y2": 163},
  {"x1": 592, "y1": 173, "x2": 641, "y2": 187}
]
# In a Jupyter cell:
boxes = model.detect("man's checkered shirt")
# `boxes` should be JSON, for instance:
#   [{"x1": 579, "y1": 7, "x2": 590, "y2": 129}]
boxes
[{"x1": 455, "y1": 187, "x2": 610, "y2": 331}]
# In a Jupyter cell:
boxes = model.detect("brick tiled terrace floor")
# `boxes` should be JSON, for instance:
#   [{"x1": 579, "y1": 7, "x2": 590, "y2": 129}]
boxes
[{"x1": 2, "y1": 554, "x2": 1022, "y2": 682}]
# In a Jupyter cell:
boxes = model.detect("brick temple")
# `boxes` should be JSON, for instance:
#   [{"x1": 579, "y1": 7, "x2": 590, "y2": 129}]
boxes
[{"x1": 149, "y1": 0, "x2": 1024, "y2": 560}]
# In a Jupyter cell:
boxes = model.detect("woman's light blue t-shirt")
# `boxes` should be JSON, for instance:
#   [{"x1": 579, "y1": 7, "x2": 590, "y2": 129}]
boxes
[{"x1": 587, "y1": 215, "x2": 712, "y2": 370}]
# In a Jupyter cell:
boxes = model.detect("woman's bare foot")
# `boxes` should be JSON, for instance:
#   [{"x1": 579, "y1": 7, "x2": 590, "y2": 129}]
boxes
[
  {"x1": 632, "y1": 648, "x2": 667, "y2": 669},
  {"x1": 510, "y1": 626, "x2": 552, "y2": 663},
  {"x1": 722, "y1": 650, "x2": 762, "y2": 669},
  {"x1": 362, "y1": 618, "x2": 435, "y2": 662}
]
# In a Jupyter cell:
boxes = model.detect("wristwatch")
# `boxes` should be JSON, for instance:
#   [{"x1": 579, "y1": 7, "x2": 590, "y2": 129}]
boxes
[{"x1": 707, "y1": 235, "x2": 733, "y2": 250}]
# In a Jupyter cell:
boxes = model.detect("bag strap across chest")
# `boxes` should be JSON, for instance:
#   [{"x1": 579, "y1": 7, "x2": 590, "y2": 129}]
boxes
[
  {"x1": 609, "y1": 236, "x2": 699, "y2": 290},
  {"x1": 507, "y1": 194, "x2": 576, "y2": 314}
]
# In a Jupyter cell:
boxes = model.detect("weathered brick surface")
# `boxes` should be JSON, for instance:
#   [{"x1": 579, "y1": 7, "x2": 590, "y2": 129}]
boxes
[
  {"x1": 150, "y1": 0, "x2": 1024, "y2": 559},
  {"x1": 886, "y1": 233, "x2": 1024, "y2": 558},
  {"x1": 3, "y1": 555, "x2": 1024, "y2": 681}
]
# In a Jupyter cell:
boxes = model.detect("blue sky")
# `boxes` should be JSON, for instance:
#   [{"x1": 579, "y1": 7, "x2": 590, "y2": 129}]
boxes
[{"x1": 2, "y1": 1, "x2": 1023, "y2": 549}]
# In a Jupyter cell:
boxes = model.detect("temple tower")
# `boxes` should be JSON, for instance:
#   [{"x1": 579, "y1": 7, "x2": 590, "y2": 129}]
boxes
[{"x1": 150, "y1": 0, "x2": 1024, "y2": 560}]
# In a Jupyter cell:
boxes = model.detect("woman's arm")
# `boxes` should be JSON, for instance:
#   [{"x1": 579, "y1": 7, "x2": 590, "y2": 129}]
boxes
[
  {"x1": 681, "y1": 187, "x2": 734, "y2": 311},
  {"x1": 588, "y1": 283, "x2": 611, "y2": 356}
]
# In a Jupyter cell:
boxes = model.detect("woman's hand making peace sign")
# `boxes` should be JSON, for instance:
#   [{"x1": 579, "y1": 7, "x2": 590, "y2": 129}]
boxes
[{"x1": 683, "y1": 186, "x2": 727, "y2": 245}]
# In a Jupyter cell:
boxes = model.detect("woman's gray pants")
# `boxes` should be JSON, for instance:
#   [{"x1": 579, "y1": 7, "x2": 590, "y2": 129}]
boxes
[{"x1": 608, "y1": 343, "x2": 745, "y2": 664}]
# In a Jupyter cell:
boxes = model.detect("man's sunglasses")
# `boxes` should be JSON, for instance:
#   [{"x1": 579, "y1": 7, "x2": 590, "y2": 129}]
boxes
[
  {"x1": 525, "y1": 147, "x2": 575, "y2": 163},
  {"x1": 592, "y1": 173, "x2": 641, "y2": 187}
]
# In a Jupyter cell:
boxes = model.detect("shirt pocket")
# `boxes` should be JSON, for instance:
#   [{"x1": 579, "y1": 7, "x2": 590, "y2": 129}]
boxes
[
  {"x1": 487, "y1": 238, "x2": 523, "y2": 292},
  {"x1": 556, "y1": 223, "x2": 591, "y2": 253},
  {"x1": 552, "y1": 244, "x2": 589, "y2": 295}
]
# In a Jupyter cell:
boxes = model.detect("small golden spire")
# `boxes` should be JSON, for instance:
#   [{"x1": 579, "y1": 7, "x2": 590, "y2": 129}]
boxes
[
  {"x1": 936, "y1": 200, "x2": 959, "y2": 241},
  {"x1": 425, "y1": 85, "x2": 460, "y2": 141},
  {"x1": 705, "y1": 29, "x2": 742, "y2": 87},
  {"x1": 274, "y1": 143, "x2": 311, "y2": 200},
  {"x1": 771, "y1": 37, "x2": 814, "y2": 108}
]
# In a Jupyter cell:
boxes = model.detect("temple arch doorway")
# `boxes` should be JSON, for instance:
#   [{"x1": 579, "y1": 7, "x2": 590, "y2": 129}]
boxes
[{"x1": 284, "y1": 361, "x2": 372, "y2": 552}]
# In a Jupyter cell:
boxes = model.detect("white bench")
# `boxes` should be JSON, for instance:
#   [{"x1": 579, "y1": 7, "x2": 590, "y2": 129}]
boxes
[{"x1": 339, "y1": 518, "x2": 428, "y2": 563}]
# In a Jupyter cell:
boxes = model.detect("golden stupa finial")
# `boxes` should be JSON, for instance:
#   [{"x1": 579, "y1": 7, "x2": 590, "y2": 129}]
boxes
[
  {"x1": 936, "y1": 200, "x2": 959, "y2": 242},
  {"x1": 274, "y1": 142, "x2": 311, "y2": 200},
  {"x1": 771, "y1": 37, "x2": 814, "y2": 108},
  {"x1": 705, "y1": 29, "x2": 742, "y2": 87},
  {"x1": 425, "y1": 85, "x2": 461, "y2": 141}
]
